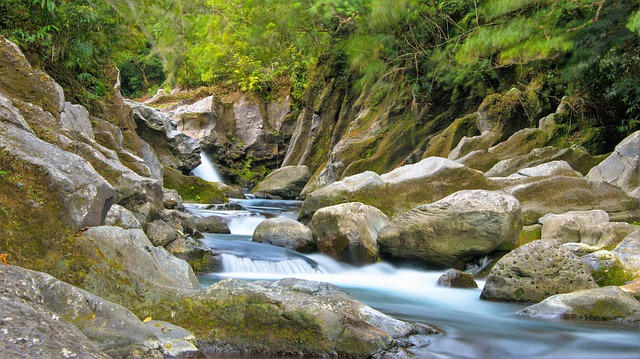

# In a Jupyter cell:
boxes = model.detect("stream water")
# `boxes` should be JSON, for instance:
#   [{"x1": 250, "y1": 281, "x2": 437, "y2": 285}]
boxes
[{"x1": 186, "y1": 199, "x2": 640, "y2": 359}]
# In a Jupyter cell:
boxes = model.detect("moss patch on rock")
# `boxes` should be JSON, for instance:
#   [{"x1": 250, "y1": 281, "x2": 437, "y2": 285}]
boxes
[{"x1": 163, "y1": 165, "x2": 228, "y2": 204}]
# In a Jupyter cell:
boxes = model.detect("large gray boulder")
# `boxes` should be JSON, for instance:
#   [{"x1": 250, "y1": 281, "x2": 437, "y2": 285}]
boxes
[
  {"x1": 378, "y1": 190, "x2": 522, "y2": 269},
  {"x1": 252, "y1": 165, "x2": 310, "y2": 199},
  {"x1": 253, "y1": 218, "x2": 315, "y2": 253},
  {"x1": 481, "y1": 240, "x2": 598, "y2": 303},
  {"x1": 311, "y1": 202, "x2": 390, "y2": 264},
  {"x1": 1, "y1": 265, "x2": 201, "y2": 358},
  {"x1": 613, "y1": 228, "x2": 640, "y2": 278},
  {"x1": 587, "y1": 130, "x2": 640, "y2": 198},
  {"x1": 518, "y1": 286, "x2": 640, "y2": 322},
  {"x1": 300, "y1": 157, "x2": 491, "y2": 223}
]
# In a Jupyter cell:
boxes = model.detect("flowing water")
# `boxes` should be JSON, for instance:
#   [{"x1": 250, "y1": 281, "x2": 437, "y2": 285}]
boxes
[
  {"x1": 186, "y1": 200, "x2": 640, "y2": 359},
  {"x1": 191, "y1": 152, "x2": 225, "y2": 183}
]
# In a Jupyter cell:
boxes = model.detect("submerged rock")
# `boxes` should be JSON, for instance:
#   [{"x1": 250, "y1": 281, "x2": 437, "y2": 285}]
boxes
[
  {"x1": 518, "y1": 286, "x2": 640, "y2": 322},
  {"x1": 252, "y1": 165, "x2": 310, "y2": 199},
  {"x1": 436, "y1": 269, "x2": 478, "y2": 289},
  {"x1": 378, "y1": 190, "x2": 522, "y2": 269},
  {"x1": 312, "y1": 202, "x2": 390, "y2": 264},
  {"x1": 481, "y1": 240, "x2": 598, "y2": 303},
  {"x1": 253, "y1": 218, "x2": 315, "y2": 253}
]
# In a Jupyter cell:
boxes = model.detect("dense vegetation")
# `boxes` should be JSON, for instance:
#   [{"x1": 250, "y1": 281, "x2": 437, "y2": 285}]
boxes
[{"x1": 1, "y1": 0, "x2": 639, "y2": 136}]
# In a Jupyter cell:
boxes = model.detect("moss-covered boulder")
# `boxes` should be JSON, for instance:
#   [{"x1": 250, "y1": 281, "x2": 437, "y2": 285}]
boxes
[
  {"x1": 311, "y1": 202, "x2": 389, "y2": 264},
  {"x1": 299, "y1": 157, "x2": 491, "y2": 223},
  {"x1": 163, "y1": 165, "x2": 228, "y2": 204},
  {"x1": 481, "y1": 240, "x2": 598, "y2": 303},
  {"x1": 378, "y1": 190, "x2": 522, "y2": 269},
  {"x1": 518, "y1": 286, "x2": 640, "y2": 322},
  {"x1": 422, "y1": 114, "x2": 480, "y2": 159},
  {"x1": 581, "y1": 250, "x2": 636, "y2": 286}
]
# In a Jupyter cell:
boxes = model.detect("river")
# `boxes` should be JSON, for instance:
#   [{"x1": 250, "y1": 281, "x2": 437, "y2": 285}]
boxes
[{"x1": 186, "y1": 199, "x2": 640, "y2": 359}]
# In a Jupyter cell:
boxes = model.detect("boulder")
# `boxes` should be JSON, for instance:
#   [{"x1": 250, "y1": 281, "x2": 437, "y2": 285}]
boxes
[
  {"x1": 252, "y1": 165, "x2": 310, "y2": 199},
  {"x1": 621, "y1": 277, "x2": 640, "y2": 300},
  {"x1": 587, "y1": 130, "x2": 640, "y2": 198},
  {"x1": 518, "y1": 286, "x2": 640, "y2": 322},
  {"x1": 165, "y1": 236, "x2": 223, "y2": 274},
  {"x1": 1, "y1": 265, "x2": 199, "y2": 358},
  {"x1": 105, "y1": 204, "x2": 142, "y2": 229},
  {"x1": 143, "y1": 321, "x2": 200, "y2": 358},
  {"x1": 194, "y1": 215, "x2": 231, "y2": 234},
  {"x1": 378, "y1": 190, "x2": 522, "y2": 269},
  {"x1": 436, "y1": 269, "x2": 478, "y2": 289},
  {"x1": 507, "y1": 160, "x2": 582, "y2": 179},
  {"x1": 148, "y1": 278, "x2": 439, "y2": 357},
  {"x1": 300, "y1": 157, "x2": 491, "y2": 223},
  {"x1": 613, "y1": 228, "x2": 640, "y2": 277},
  {"x1": 253, "y1": 218, "x2": 315, "y2": 253},
  {"x1": 311, "y1": 202, "x2": 390, "y2": 264},
  {"x1": 481, "y1": 240, "x2": 598, "y2": 303},
  {"x1": 146, "y1": 219, "x2": 181, "y2": 247},
  {"x1": 496, "y1": 176, "x2": 638, "y2": 225},
  {"x1": 163, "y1": 188, "x2": 184, "y2": 210},
  {"x1": 163, "y1": 165, "x2": 228, "y2": 204},
  {"x1": 581, "y1": 250, "x2": 636, "y2": 286}
]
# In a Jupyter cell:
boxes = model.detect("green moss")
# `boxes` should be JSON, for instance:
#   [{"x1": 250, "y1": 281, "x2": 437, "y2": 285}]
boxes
[
  {"x1": 591, "y1": 263, "x2": 635, "y2": 287},
  {"x1": 163, "y1": 165, "x2": 228, "y2": 204},
  {"x1": 518, "y1": 225, "x2": 542, "y2": 246}
]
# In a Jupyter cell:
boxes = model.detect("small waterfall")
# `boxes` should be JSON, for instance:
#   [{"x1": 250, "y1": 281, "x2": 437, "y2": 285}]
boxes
[
  {"x1": 191, "y1": 152, "x2": 224, "y2": 183},
  {"x1": 221, "y1": 253, "x2": 324, "y2": 274}
]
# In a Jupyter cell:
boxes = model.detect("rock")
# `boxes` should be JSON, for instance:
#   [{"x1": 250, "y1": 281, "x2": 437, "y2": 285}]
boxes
[
  {"x1": 541, "y1": 211, "x2": 636, "y2": 252},
  {"x1": 300, "y1": 157, "x2": 491, "y2": 223},
  {"x1": 477, "y1": 88, "x2": 531, "y2": 142},
  {"x1": 105, "y1": 204, "x2": 142, "y2": 229},
  {"x1": 448, "y1": 131, "x2": 498, "y2": 161},
  {"x1": 194, "y1": 215, "x2": 231, "y2": 234},
  {"x1": 497, "y1": 176, "x2": 638, "y2": 225},
  {"x1": 581, "y1": 250, "x2": 636, "y2": 286},
  {"x1": 143, "y1": 321, "x2": 200, "y2": 358},
  {"x1": 587, "y1": 130, "x2": 640, "y2": 198},
  {"x1": 60, "y1": 102, "x2": 94, "y2": 140},
  {"x1": 1, "y1": 265, "x2": 194, "y2": 358},
  {"x1": 421, "y1": 114, "x2": 479, "y2": 159},
  {"x1": 252, "y1": 165, "x2": 310, "y2": 199},
  {"x1": 507, "y1": 160, "x2": 582, "y2": 179},
  {"x1": 253, "y1": 218, "x2": 315, "y2": 253},
  {"x1": 518, "y1": 224, "x2": 542, "y2": 246},
  {"x1": 163, "y1": 165, "x2": 228, "y2": 204},
  {"x1": 436, "y1": 269, "x2": 478, "y2": 289},
  {"x1": 480, "y1": 240, "x2": 598, "y2": 303},
  {"x1": 163, "y1": 188, "x2": 185, "y2": 210},
  {"x1": 150, "y1": 278, "x2": 440, "y2": 357},
  {"x1": 81, "y1": 227, "x2": 200, "y2": 296},
  {"x1": 311, "y1": 202, "x2": 390, "y2": 264},
  {"x1": 485, "y1": 145, "x2": 602, "y2": 177},
  {"x1": 128, "y1": 100, "x2": 202, "y2": 173},
  {"x1": 620, "y1": 278, "x2": 640, "y2": 300},
  {"x1": 0, "y1": 107, "x2": 115, "y2": 230},
  {"x1": 378, "y1": 190, "x2": 522, "y2": 269},
  {"x1": 146, "y1": 220, "x2": 181, "y2": 247},
  {"x1": 165, "y1": 236, "x2": 223, "y2": 273},
  {"x1": 613, "y1": 228, "x2": 640, "y2": 277},
  {"x1": 518, "y1": 286, "x2": 640, "y2": 322}
]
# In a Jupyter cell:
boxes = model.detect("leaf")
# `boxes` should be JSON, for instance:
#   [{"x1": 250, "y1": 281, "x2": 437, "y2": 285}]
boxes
[
  {"x1": 143, "y1": 316, "x2": 153, "y2": 323},
  {"x1": 0, "y1": 253, "x2": 8, "y2": 266}
]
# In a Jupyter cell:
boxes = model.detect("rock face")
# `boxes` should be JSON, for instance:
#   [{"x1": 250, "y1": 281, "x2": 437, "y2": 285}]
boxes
[
  {"x1": 300, "y1": 157, "x2": 491, "y2": 223},
  {"x1": 252, "y1": 218, "x2": 315, "y2": 252},
  {"x1": 518, "y1": 286, "x2": 640, "y2": 322},
  {"x1": 252, "y1": 165, "x2": 310, "y2": 199},
  {"x1": 481, "y1": 240, "x2": 598, "y2": 303},
  {"x1": 1, "y1": 265, "x2": 200, "y2": 358},
  {"x1": 128, "y1": 100, "x2": 202, "y2": 174},
  {"x1": 378, "y1": 190, "x2": 522, "y2": 269},
  {"x1": 587, "y1": 130, "x2": 640, "y2": 198},
  {"x1": 436, "y1": 269, "x2": 478, "y2": 289},
  {"x1": 311, "y1": 202, "x2": 390, "y2": 264}
]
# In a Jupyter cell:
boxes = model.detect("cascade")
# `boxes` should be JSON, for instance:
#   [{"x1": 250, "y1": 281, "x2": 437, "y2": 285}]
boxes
[
  {"x1": 220, "y1": 253, "x2": 323, "y2": 275},
  {"x1": 191, "y1": 152, "x2": 224, "y2": 183}
]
